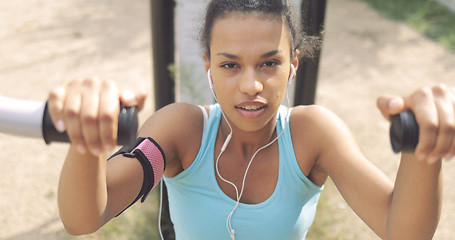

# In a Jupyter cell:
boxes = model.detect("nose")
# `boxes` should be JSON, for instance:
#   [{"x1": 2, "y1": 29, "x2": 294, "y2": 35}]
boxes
[{"x1": 239, "y1": 69, "x2": 263, "y2": 96}]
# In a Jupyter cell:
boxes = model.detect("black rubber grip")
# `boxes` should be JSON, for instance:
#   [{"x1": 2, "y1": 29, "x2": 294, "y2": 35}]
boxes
[
  {"x1": 42, "y1": 102, "x2": 138, "y2": 146},
  {"x1": 390, "y1": 110, "x2": 419, "y2": 153}
]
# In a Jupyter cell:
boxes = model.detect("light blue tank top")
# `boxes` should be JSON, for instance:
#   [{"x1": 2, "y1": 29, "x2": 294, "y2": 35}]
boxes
[{"x1": 163, "y1": 104, "x2": 323, "y2": 240}]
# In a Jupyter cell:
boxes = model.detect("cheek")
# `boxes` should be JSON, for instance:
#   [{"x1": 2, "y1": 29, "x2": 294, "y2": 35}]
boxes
[
  {"x1": 213, "y1": 80, "x2": 234, "y2": 99},
  {"x1": 268, "y1": 77, "x2": 289, "y2": 97},
  {"x1": 265, "y1": 85, "x2": 287, "y2": 107}
]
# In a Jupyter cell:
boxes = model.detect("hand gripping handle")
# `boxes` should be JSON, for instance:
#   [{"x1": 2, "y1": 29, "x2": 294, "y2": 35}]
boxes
[
  {"x1": 390, "y1": 110, "x2": 419, "y2": 153},
  {"x1": 42, "y1": 102, "x2": 138, "y2": 146}
]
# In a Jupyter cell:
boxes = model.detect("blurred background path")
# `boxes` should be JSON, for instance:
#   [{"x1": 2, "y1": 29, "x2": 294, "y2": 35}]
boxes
[
  {"x1": 0, "y1": 0, "x2": 454, "y2": 239},
  {"x1": 0, "y1": 1, "x2": 153, "y2": 239},
  {"x1": 438, "y1": 0, "x2": 455, "y2": 12}
]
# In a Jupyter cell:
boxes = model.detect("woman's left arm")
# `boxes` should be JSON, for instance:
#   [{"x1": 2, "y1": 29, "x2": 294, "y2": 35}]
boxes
[
  {"x1": 376, "y1": 84, "x2": 454, "y2": 239},
  {"x1": 385, "y1": 153, "x2": 442, "y2": 239}
]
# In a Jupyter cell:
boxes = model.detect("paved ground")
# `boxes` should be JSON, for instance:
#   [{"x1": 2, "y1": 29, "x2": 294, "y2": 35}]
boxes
[
  {"x1": 0, "y1": 0, "x2": 454, "y2": 239},
  {"x1": 0, "y1": 1, "x2": 153, "y2": 239},
  {"x1": 316, "y1": 0, "x2": 455, "y2": 238}
]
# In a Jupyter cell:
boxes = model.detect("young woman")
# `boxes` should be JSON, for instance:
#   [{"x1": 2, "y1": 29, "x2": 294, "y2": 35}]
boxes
[{"x1": 51, "y1": 0, "x2": 454, "y2": 239}]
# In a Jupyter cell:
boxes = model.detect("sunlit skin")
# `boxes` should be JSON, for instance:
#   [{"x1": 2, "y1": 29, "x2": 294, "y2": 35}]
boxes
[
  {"x1": 51, "y1": 9, "x2": 453, "y2": 240},
  {"x1": 202, "y1": 13, "x2": 300, "y2": 204},
  {"x1": 205, "y1": 13, "x2": 298, "y2": 155}
]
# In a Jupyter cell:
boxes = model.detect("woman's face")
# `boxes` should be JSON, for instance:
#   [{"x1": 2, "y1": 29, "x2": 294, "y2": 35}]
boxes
[{"x1": 205, "y1": 12, "x2": 299, "y2": 132}]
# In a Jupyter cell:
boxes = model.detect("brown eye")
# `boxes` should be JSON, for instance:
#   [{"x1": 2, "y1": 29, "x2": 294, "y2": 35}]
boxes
[
  {"x1": 221, "y1": 63, "x2": 239, "y2": 70},
  {"x1": 261, "y1": 60, "x2": 280, "y2": 68}
]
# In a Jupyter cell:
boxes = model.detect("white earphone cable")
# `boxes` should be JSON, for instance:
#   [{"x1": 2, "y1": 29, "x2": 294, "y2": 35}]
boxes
[
  {"x1": 219, "y1": 125, "x2": 287, "y2": 239},
  {"x1": 210, "y1": 66, "x2": 294, "y2": 239},
  {"x1": 215, "y1": 85, "x2": 292, "y2": 240},
  {"x1": 158, "y1": 180, "x2": 165, "y2": 240},
  {"x1": 156, "y1": 67, "x2": 295, "y2": 240}
]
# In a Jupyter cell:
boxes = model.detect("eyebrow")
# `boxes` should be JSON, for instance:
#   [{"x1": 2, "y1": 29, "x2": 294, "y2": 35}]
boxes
[
  {"x1": 217, "y1": 52, "x2": 239, "y2": 59},
  {"x1": 261, "y1": 50, "x2": 282, "y2": 58},
  {"x1": 216, "y1": 50, "x2": 282, "y2": 60}
]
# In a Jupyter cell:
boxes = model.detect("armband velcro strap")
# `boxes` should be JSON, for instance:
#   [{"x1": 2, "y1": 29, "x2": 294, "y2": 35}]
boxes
[
  {"x1": 107, "y1": 137, "x2": 146, "y2": 160},
  {"x1": 109, "y1": 137, "x2": 166, "y2": 217},
  {"x1": 132, "y1": 137, "x2": 166, "y2": 201}
]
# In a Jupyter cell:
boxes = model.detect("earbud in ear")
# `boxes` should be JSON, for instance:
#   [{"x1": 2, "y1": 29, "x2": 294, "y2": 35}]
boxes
[
  {"x1": 207, "y1": 68, "x2": 219, "y2": 101},
  {"x1": 207, "y1": 68, "x2": 214, "y2": 90},
  {"x1": 288, "y1": 65, "x2": 296, "y2": 87}
]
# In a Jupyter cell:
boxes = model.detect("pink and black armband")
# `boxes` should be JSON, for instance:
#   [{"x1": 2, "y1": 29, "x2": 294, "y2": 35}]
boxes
[{"x1": 108, "y1": 137, "x2": 165, "y2": 214}]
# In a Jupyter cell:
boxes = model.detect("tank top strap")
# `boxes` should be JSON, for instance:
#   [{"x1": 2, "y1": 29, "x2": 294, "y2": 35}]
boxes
[
  {"x1": 197, "y1": 105, "x2": 208, "y2": 134},
  {"x1": 277, "y1": 105, "x2": 324, "y2": 190}
]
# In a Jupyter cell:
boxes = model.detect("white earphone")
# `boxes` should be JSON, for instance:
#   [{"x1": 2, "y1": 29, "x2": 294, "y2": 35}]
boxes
[
  {"x1": 288, "y1": 64, "x2": 296, "y2": 87},
  {"x1": 207, "y1": 68, "x2": 217, "y2": 101},
  {"x1": 207, "y1": 68, "x2": 213, "y2": 89},
  {"x1": 207, "y1": 65, "x2": 295, "y2": 240}
]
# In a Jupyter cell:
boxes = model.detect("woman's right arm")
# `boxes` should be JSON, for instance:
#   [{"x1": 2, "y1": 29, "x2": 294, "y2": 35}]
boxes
[
  {"x1": 51, "y1": 78, "x2": 203, "y2": 235},
  {"x1": 49, "y1": 78, "x2": 148, "y2": 235},
  {"x1": 58, "y1": 146, "x2": 144, "y2": 235}
]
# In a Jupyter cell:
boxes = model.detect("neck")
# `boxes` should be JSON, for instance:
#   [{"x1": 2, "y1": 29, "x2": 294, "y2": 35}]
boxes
[{"x1": 218, "y1": 114, "x2": 278, "y2": 159}]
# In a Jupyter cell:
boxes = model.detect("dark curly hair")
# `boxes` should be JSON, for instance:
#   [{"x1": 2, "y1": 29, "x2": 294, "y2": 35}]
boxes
[{"x1": 200, "y1": 0, "x2": 320, "y2": 60}]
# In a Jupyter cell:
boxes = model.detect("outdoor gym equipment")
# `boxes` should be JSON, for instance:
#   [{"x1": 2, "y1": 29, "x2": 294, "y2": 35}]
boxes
[
  {"x1": 0, "y1": 94, "x2": 417, "y2": 152},
  {"x1": 390, "y1": 110, "x2": 419, "y2": 153},
  {"x1": 0, "y1": 95, "x2": 138, "y2": 146}
]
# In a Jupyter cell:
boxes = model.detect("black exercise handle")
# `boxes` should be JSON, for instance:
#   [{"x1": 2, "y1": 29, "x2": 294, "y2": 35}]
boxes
[
  {"x1": 390, "y1": 110, "x2": 419, "y2": 153},
  {"x1": 42, "y1": 102, "x2": 138, "y2": 146}
]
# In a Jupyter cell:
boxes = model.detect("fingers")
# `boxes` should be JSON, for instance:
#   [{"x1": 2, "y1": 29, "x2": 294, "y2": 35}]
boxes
[
  {"x1": 64, "y1": 80, "x2": 85, "y2": 153},
  {"x1": 428, "y1": 85, "x2": 455, "y2": 162},
  {"x1": 446, "y1": 88, "x2": 455, "y2": 160},
  {"x1": 80, "y1": 78, "x2": 102, "y2": 155},
  {"x1": 48, "y1": 86, "x2": 67, "y2": 132},
  {"x1": 377, "y1": 95, "x2": 405, "y2": 120},
  {"x1": 406, "y1": 87, "x2": 440, "y2": 162},
  {"x1": 48, "y1": 78, "x2": 145, "y2": 156},
  {"x1": 402, "y1": 84, "x2": 455, "y2": 164},
  {"x1": 120, "y1": 89, "x2": 147, "y2": 111},
  {"x1": 99, "y1": 81, "x2": 120, "y2": 152}
]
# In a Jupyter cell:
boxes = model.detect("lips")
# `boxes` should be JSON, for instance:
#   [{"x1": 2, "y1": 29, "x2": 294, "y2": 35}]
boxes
[
  {"x1": 239, "y1": 105, "x2": 265, "y2": 111},
  {"x1": 235, "y1": 101, "x2": 267, "y2": 118}
]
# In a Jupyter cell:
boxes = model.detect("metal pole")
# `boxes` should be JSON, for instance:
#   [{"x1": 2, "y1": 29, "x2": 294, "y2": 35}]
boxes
[
  {"x1": 152, "y1": 0, "x2": 176, "y2": 109},
  {"x1": 294, "y1": 0, "x2": 327, "y2": 106},
  {"x1": 151, "y1": 1, "x2": 176, "y2": 239}
]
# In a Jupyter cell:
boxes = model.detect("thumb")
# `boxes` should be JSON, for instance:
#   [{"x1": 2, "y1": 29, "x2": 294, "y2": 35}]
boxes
[
  {"x1": 377, "y1": 95, "x2": 405, "y2": 120},
  {"x1": 48, "y1": 86, "x2": 67, "y2": 132},
  {"x1": 120, "y1": 89, "x2": 147, "y2": 111}
]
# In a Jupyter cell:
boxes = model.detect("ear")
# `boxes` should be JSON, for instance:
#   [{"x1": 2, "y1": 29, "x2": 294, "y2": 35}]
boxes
[
  {"x1": 291, "y1": 49, "x2": 300, "y2": 73},
  {"x1": 204, "y1": 53, "x2": 210, "y2": 73}
]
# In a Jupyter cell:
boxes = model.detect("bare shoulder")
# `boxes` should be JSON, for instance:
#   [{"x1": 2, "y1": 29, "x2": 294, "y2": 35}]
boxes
[
  {"x1": 142, "y1": 102, "x2": 204, "y2": 127},
  {"x1": 289, "y1": 105, "x2": 356, "y2": 185},
  {"x1": 291, "y1": 105, "x2": 346, "y2": 128},
  {"x1": 138, "y1": 103, "x2": 206, "y2": 176},
  {"x1": 291, "y1": 105, "x2": 355, "y2": 146}
]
